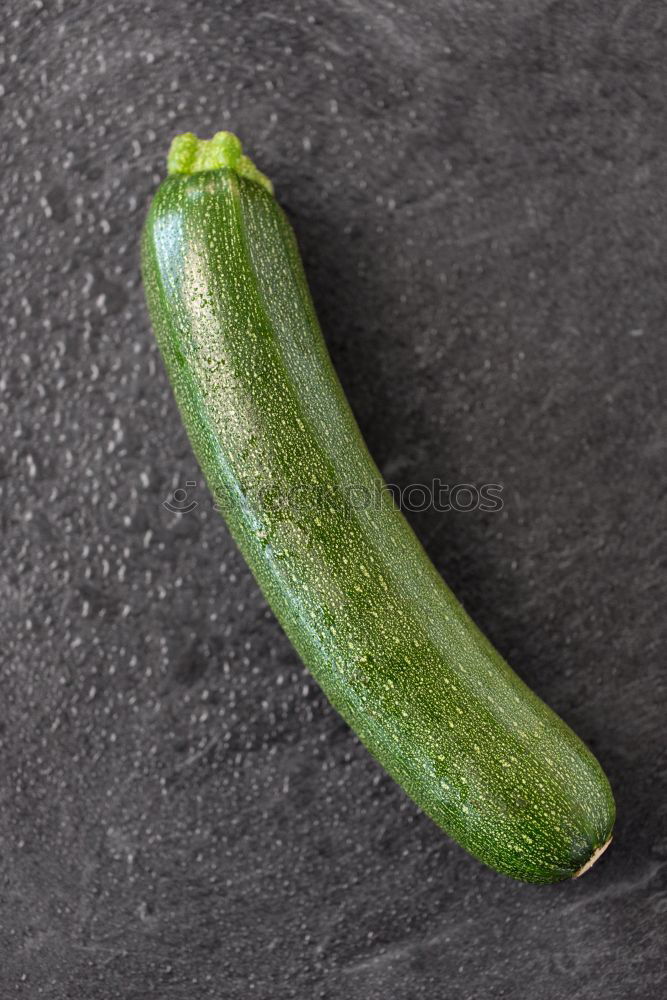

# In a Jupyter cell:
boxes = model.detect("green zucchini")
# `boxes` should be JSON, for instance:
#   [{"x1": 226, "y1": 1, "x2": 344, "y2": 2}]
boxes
[{"x1": 141, "y1": 131, "x2": 615, "y2": 883}]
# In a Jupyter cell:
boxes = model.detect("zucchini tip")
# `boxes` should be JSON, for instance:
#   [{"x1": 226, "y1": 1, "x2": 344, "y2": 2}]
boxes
[{"x1": 573, "y1": 836, "x2": 613, "y2": 878}]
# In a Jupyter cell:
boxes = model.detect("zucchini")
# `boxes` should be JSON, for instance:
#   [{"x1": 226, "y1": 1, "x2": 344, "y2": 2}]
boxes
[{"x1": 141, "y1": 131, "x2": 615, "y2": 883}]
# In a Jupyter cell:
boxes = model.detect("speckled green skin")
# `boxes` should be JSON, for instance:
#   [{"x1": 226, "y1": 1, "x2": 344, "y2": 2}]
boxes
[{"x1": 141, "y1": 158, "x2": 615, "y2": 883}]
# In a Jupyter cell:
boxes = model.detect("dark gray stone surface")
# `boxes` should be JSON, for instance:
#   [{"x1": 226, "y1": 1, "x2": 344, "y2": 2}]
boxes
[{"x1": 2, "y1": 1, "x2": 666, "y2": 997}]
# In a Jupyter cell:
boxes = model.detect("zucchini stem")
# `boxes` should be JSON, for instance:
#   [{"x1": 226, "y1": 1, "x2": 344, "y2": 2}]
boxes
[{"x1": 166, "y1": 130, "x2": 274, "y2": 194}]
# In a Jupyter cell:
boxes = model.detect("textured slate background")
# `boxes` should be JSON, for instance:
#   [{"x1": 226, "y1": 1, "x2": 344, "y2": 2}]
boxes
[{"x1": 2, "y1": 1, "x2": 666, "y2": 997}]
